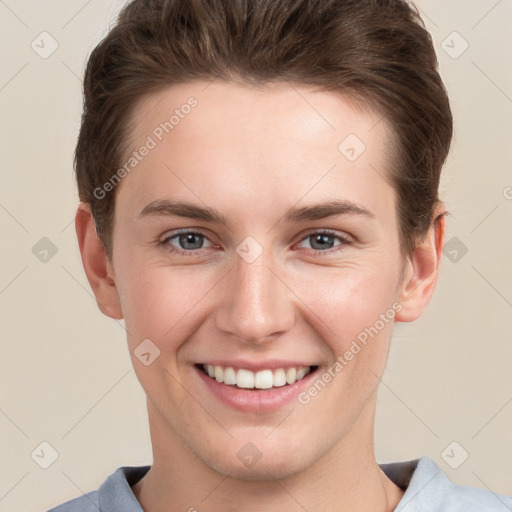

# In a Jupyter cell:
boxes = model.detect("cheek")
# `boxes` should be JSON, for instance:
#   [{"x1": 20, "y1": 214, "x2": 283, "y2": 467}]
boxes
[
  {"x1": 116, "y1": 246, "x2": 401, "y2": 364},
  {"x1": 294, "y1": 269, "x2": 398, "y2": 411},
  {"x1": 293, "y1": 262, "x2": 401, "y2": 346},
  {"x1": 117, "y1": 262, "x2": 220, "y2": 349},
  {"x1": 116, "y1": 265, "x2": 213, "y2": 399}
]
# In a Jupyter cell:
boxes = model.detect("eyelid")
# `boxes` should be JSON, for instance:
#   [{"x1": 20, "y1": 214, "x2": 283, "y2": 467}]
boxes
[
  {"x1": 158, "y1": 228, "x2": 215, "y2": 256},
  {"x1": 158, "y1": 228, "x2": 353, "y2": 256},
  {"x1": 298, "y1": 228, "x2": 354, "y2": 244},
  {"x1": 159, "y1": 227, "x2": 211, "y2": 243},
  {"x1": 294, "y1": 229, "x2": 353, "y2": 255}
]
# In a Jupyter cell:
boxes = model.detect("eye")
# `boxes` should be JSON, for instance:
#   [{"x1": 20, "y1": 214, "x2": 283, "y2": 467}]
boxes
[
  {"x1": 159, "y1": 229, "x2": 214, "y2": 255},
  {"x1": 296, "y1": 230, "x2": 351, "y2": 255},
  {"x1": 158, "y1": 228, "x2": 352, "y2": 257}
]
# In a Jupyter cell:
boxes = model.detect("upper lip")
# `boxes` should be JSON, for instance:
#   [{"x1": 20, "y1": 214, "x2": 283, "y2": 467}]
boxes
[{"x1": 196, "y1": 360, "x2": 319, "y2": 371}]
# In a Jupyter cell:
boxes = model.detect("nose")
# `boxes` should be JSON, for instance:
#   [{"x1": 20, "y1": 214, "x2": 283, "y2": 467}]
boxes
[{"x1": 214, "y1": 250, "x2": 296, "y2": 345}]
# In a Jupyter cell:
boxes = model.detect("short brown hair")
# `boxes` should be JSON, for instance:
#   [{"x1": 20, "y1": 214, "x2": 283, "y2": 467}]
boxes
[{"x1": 75, "y1": 0, "x2": 453, "y2": 260}]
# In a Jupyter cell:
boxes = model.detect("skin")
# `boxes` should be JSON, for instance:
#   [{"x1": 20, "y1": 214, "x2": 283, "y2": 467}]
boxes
[{"x1": 76, "y1": 80, "x2": 445, "y2": 512}]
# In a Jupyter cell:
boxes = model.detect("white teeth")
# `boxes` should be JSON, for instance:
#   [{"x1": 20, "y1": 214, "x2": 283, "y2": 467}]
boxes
[
  {"x1": 273, "y1": 368, "x2": 287, "y2": 387},
  {"x1": 223, "y1": 367, "x2": 237, "y2": 385},
  {"x1": 296, "y1": 367, "x2": 308, "y2": 380},
  {"x1": 254, "y1": 369, "x2": 273, "y2": 389},
  {"x1": 214, "y1": 365, "x2": 224, "y2": 383},
  {"x1": 202, "y1": 364, "x2": 312, "y2": 389},
  {"x1": 286, "y1": 367, "x2": 297, "y2": 385},
  {"x1": 236, "y1": 368, "x2": 254, "y2": 388}
]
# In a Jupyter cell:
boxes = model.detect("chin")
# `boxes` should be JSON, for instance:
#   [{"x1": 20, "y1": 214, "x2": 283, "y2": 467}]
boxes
[
  {"x1": 207, "y1": 454, "x2": 307, "y2": 482},
  {"x1": 191, "y1": 437, "x2": 315, "y2": 482}
]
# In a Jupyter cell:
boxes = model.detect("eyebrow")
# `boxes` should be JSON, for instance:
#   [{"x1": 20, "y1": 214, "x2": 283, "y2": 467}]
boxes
[{"x1": 138, "y1": 199, "x2": 375, "y2": 224}]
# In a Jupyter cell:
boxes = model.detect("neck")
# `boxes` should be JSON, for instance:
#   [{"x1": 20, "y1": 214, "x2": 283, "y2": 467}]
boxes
[{"x1": 132, "y1": 399, "x2": 404, "y2": 512}]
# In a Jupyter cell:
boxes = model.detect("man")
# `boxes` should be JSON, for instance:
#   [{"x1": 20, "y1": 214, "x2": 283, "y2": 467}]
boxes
[{"x1": 49, "y1": 0, "x2": 512, "y2": 510}]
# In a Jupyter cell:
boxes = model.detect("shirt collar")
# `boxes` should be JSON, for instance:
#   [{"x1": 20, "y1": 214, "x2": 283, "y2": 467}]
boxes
[{"x1": 98, "y1": 456, "x2": 443, "y2": 511}]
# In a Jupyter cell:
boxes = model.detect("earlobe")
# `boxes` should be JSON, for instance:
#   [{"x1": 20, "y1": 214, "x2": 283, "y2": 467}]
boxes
[
  {"x1": 75, "y1": 203, "x2": 123, "y2": 320},
  {"x1": 395, "y1": 209, "x2": 446, "y2": 323}
]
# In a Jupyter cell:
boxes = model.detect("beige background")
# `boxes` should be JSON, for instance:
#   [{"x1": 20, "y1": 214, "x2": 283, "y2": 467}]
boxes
[{"x1": 0, "y1": 0, "x2": 511, "y2": 510}]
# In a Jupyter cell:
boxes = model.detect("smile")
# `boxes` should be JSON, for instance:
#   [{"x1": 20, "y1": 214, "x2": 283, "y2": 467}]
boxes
[
  {"x1": 195, "y1": 363, "x2": 320, "y2": 413},
  {"x1": 199, "y1": 364, "x2": 317, "y2": 390}
]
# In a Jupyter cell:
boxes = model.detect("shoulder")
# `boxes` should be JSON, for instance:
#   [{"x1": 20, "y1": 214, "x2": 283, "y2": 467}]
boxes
[
  {"x1": 45, "y1": 465, "x2": 150, "y2": 512},
  {"x1": 381, "y1": 456, "x2": 512, "y2": 512},
  {"x1": 46, "y1": 490, "x2": 99, "y2": 512}
]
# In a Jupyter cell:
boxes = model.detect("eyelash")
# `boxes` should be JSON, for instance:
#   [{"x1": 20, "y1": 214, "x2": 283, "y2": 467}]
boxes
[{"x1": 158, "y1": 229, "x2": 352, "y2": 257}]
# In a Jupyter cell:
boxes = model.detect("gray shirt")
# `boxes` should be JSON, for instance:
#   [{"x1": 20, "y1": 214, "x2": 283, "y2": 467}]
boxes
[{"x1": 47, "y1": 456, "x2": 512, "y2": 511}]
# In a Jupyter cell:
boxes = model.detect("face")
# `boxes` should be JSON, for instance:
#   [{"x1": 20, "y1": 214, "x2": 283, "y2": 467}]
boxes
[{"x1": 104, "y1": 81, "x2": 412, "y2": 479}]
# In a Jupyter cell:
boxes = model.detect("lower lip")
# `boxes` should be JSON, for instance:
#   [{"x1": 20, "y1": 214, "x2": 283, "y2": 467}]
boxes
[{"x1": 195, "y1": 365, "x2": 318, "y2": 413}]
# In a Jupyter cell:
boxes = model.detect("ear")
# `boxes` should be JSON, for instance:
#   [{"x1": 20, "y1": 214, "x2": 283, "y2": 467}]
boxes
[
  {"x1": 395, "y1": 206, "x2": 446, "y2": 322},
  {"x1": 75, "y1": 203, "x2": 123, "y2": 320}
]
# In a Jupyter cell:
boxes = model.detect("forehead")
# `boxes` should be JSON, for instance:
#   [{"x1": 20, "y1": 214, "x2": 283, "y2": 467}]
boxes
[
  {"x1": 128, "y1": 80, "x2": 389, "y2": 150},
  {"x1": 118, "y1": 80, "x2": 396, "y2": 223}
]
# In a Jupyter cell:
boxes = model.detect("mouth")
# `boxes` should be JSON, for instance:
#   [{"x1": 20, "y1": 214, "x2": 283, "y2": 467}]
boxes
[
  {"x1": 194, "y1": 361, "x2": 321, "y2": 412},
  {"x1": 195, "y1": 363, "x2": 319, "y2": 391}
]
